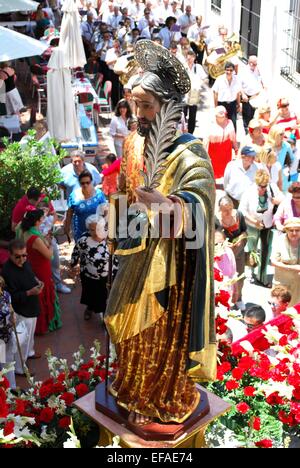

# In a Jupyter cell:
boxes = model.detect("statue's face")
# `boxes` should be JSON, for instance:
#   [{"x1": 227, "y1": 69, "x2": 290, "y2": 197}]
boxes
[{"x1": 132, "y1": 85, "x2": 161, "y2": 137}]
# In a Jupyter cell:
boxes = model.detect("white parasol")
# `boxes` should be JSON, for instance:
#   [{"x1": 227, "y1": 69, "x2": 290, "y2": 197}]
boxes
[
  {"x1": 0, "y1": 0, "x2": 38, "y2": 14},
  {"x1": 0, "y1": 25, "x2": 48, "y2": 62},
  {"x1": 59, "y1": 0, "x2": 86, "y2": 69},
  {"x1": 47, "y1": 48, "x2": 81, "y2": 142}
]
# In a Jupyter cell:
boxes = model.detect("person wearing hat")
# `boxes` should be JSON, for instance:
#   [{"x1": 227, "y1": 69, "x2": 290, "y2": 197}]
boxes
[
  {"x1": 105, "y1": 40, "x2": 216, "y2": 426},
  {"x1": 223, "y1": 145, "x2": 259, "y2": 208},
  {"x1": 241, "y1": 119, "x2": 265, "y2": 152},
  {"x1": 240, "y1": 169, "x2": 283, "y2": 288},
  {"x1": 271, "y1": 218, "x2": 300, "y2": 306},
  {"x1": 81, "y1": 10, "x2": 96, "y2": 59},
  {"x1": 239, "y1": 55, "x2": 264, "y2": 133},
  {"x1": 207, "y1": 105, "x2": 238, "y2": 179},
  {"x1": 276, "y1": 98, "x2": 300, "y2": 140},
  {"x1": 256, "y1": 104, "x2": 280, "y2": 135}
]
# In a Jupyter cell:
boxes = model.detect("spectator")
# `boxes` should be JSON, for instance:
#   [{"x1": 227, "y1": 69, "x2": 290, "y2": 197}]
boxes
[
  {"x1": 256, "y1": 104, "x2": 279, "y2": 135},
  {"x1": 2, "y1": 240, "x2": 41, "y2": 374},
  {"x1": 239, "y1": 55, "x2": 264, "y2": 133},
  {"x1": 271, "y1": 218, "x2": 300, "y2": 306},
  {"x1": 257, "y1": 146, "x2": 283, "y2": 191},
  {"x1": 240, "y1": 169, "x2": 283, "y2": 288},
  {"x1": 268, "y1": 286, "x2": 291, "y2": 321},
  {"x1": 0, "y1": 62, "x2": 24, "y2": 115},
  {"x1": 71, "y1": 214, "x2": 118, "y2": 321},
  {"x1": 188, "y1": 16, "x2": 208, "y2": 65},
  {"x1": 159, "y1": 16, "x2": 180, "y2": 49},
  {"x1": 177, "y1": 4, "x2": 196, "y2": 36},
  {"x1": 12, "y1": 187, "x2": 41, "y2": 231},
  {"x1": 214, "y1": 228, "x2": 238, "y2": 306},
  {"x1": 276, "y1": 98, "x2": 300, "y2": 141},
  {"x1": 288, "y1": 134, "x2": 300, "y2": 183},
  {"x1": 207, "y1": 106, "x2": 238, "y2": 179},
  {"x1": 110, "y1": 99, "x2": 132, "y2": 158},
  {"x1": 274, "y1": 182, "x2": 300, "y2": 232},
  {"x1": 20, "y1": 211, "x2": 62, "y2": 335},
  {"x1": 212, "y1": 61, "x2": 242, "y2": 132},
  {"x1": 242, "y1": 119, "x2": 266, "y2": 152},
  {"x1": 60, "y1": 151, "x2": 101, "y2": 201},
  {"x1": 37, "y1": 199, "x2": 71, "y2": 294},
  {"x1": 170, "y1": 1, "x2": 182, "y2": 20},
  {"x1": 184, "y1": 50, "x2": 206, "y2": 134},
  {"x1": 64, "y1": 170, "x2": 106, "y2": 242},
  {"x1": 0, "y1": 276, "x2": 16, "y2": 388},
  {"x1": 154, "y1": 0, "x2": 173, "y2": 24},
  {"x1": 101, "y1": 153, "x2": 121, "y2": 196},
  {"x1": 215, "y1": 196, "x2": 248, "y2": 311},
  {"x1": 243, "y1": 306, "x2": 266, "y2": 334},
  {"x1": 224, "y1": 145, "x2": 258, "y2": 208},
  {"x1": 81, "y1": 11, "x2": 96, "y2": 59},
  {"x1": 268, "y1": 125, "x2": 294, "y2": 193}
]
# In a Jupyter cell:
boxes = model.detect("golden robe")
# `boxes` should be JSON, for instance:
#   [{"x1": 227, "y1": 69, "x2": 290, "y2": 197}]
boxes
[{"x1": 105, "y1": 133, "x2": 216, "y2": 423}]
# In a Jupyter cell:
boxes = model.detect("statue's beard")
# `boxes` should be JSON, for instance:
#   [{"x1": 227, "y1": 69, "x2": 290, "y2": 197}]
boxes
[{"x1": 137, "y1": 119, "x2": 152, "y2": 137}]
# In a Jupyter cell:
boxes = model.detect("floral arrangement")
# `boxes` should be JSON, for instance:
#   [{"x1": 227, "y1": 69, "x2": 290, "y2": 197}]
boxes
[
  {"x1": 209, "y1": 266, "x2": 300, "y2": 448},
  {"x1": 0, "y1": 341, "x2": 116, "y2": 448}
]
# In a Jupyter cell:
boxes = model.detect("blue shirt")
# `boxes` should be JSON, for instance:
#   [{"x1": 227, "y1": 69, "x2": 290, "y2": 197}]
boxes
[
  {"x1": 61, "y1": 163, "x2": 102, "y2": 201},
  {"x1": 68, "y1": 188, "x2": 106, "y2": 242}
]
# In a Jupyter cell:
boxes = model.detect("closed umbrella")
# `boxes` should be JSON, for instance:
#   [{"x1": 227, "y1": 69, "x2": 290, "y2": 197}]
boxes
[
  {"x1": 0, "y1": 0, "x2": 38, "y2": 14},
  {"x1": 59, "y1": 0, "x2": 86, "y2": 69},
  {"x1": 47, "y1": 48, "x2": 80, "y2": 142},
  {"x1": 0, "y1": 25, "x2": 48, "y2": 61}
]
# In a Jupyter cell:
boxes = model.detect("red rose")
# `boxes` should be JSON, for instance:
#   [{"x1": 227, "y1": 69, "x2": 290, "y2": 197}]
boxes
[
  {"x1": 57, "y1": 373, "x2": 66, "y2": 383},
  {"x1": 219, "y1": 362, "x2": 232, "y2": 374},
  {"x1": 58, "y1": 416, "x2": 71, "y2": 429},
  {"x1": 255, "y1": 439, "x2": 273, "y2": 449},
  {"x1": 279, "y1": 411, "x2": 296, "y2": 427},
  {"x1": 266, "y1": 392, "x2": 284, "y2": 406},
  {"x1": 0, "y1": 388, "x2": 8, "y2": 418},
  {"x1": 60, "y1": 392, "x2": 75, "y2": 407},
  {"x1": 52, "y1": 382, "x2": 65, "y2": 394},
  {"x1": 238, "y1": 356, "x2": 255, "y2": 371},
  {"x1": 244, "y1": 386, "x2": 256, "y2": 397},
  {"x1": 232, "y1": 368, "x2": 244, "y2": 380},
  {"x1": 75, "y1": 383, "x2": 89, "y2": 398},
  {"x1": 40, "y1": 407, "x2": 55, "y2": 424},
  {"x1": 78, "y1": 371, "x2": 91, "y2": 381},
  {"x1": 236, "y1": 402, "x2": 250, "y2": 414},
  {"x1": 215, "y1": 290, "x2": 231, "y2": 309},
  {"x1": 39, "y1": 384, "x2": 54, "y2": 399},
  {"x1": 14, "y1": 399, "x2": 27, "y2": 416},
  {"x1": 226, "y1": 380, "x2": 240, "y2": 391},
  {"x1": 252, "y1": 417, "x2": 261, "y2": 431},
  {"x1": 214, "y1": 268, "x2": 224, "y2": 282},
  {"x1": 4, "y1": 421, "x2": 14, "y2": 436},
  {"x1": 97, "y1": 355, "x2": 106, "y2": 364},
  {"x1": 293, "y1": 388, "x2": 300, "y2": 400}
]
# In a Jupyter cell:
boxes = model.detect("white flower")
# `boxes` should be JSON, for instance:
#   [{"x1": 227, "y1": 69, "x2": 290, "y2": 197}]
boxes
[
  {"x1": 262, "y1": 325, "x2": 284, "y2": 344},
  {"x1": 239, "y1": 340, "x2": 254, "y2": 354},
  {"x1": 260, "y1": 381, "x2": 294, "y2": 400}
]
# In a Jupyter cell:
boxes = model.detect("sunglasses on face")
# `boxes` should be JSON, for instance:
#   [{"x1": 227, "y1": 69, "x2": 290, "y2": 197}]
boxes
[
  {"x1": 80, "y1": 180, "x2": 92, "y2": 186},
  {"x1": 14, "y1": 254, "x2": 28, "y2": 260},
  {"x1": 268, "y1": 301, "x2": 281, "y2": 309}
]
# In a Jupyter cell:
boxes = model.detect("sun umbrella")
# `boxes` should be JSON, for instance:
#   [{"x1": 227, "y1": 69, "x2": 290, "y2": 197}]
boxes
[
  {"x1": 59, "y1": 0, "x2": 86, "y2": 69},
  {"x1": 47, "y1": 48, "x2": 81, "y2": 142},
  {"x1": 0, "y1": 0, "x2": 38, "y2": 14},
  {"x1": 0, "y1": 26, "x2": 48, "y2": 61}
]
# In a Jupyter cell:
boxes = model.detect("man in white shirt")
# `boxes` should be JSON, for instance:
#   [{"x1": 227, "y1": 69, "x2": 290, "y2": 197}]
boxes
[
  {"x1": 140, "y1": 19, "x2": 157, "y2": 39},
  {"x1": 154, "y1": 0, "x2": 173, "y2": 25},
  {"x1": 184, "y1": 50, "x2": 207, "y2": 134},
  {"x1": 130, "y1": 0, "x2": 144, "y2": 21},
  {"x1": 239, "y1": 55, "x2": 264, "y2": 133},
  {"x1": 170, "y1": 0, "x2": 182, "y2": 19},
  {"x1": 81, "y1": 12, "x2": 96, "y2": 58},
  {"x1": 212, "y1": 61, "x2": 242, "y2": 131},
  {"x1": 224, "y1": 146, "x2": 258, "y2": 208},
  {"x1": 159, "y1": 16, "x2": 181, "y2": 49},
  {"x1": 107, "y1": 5, "x2": 123, "y2": 31},
  {"x1": 138, "y1": 7, "x2": 157, "y2": 31},
  {"x1": 188, "y1": 16, "x2": 208, "y2": 65},
  {"x1": 177, "y1": 4, "x2": 196, "y2": 37},
  {"x1": 101, "y1": 0, "x2": 114, "y2": 23}
]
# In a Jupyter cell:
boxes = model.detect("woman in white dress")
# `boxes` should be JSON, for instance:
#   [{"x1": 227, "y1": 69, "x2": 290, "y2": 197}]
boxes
[
  {"x1": 0, "y1": 62, "x2": 23, "y2": 115},
  {"x1": 109, "y1": 99, "x2": 132, "y2": 158}
]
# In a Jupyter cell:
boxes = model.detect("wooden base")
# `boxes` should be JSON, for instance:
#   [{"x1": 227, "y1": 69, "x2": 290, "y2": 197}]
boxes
[
  {"x1": 74, "y1": 386, "x2": 231, "y2": 448},
  {"x1": 95, "y1": 383, "x2": 210, "y2": 442}
]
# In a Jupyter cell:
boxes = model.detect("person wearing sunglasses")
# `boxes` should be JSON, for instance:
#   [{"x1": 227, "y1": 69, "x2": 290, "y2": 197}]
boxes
[
  {"x1": 243, "y1": 306, "x2": 266, "y2": 334},
  {"x1": 267, "y1": 285, "x2": 291, "y2": 321},
  {"x1": 64, "y1": 170, "x2": 106, "y2": 243},
  {"x1": 2, "y1": 239, "x2": 42, "y2": 375},
  {"x1": 240, "y1": 169, "x2": 283, "y2": 288}
]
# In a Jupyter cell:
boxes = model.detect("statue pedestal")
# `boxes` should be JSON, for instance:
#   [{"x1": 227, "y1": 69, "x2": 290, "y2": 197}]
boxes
[{"x1": 74, "y1": 385, "x2": 231, "y2": 448}]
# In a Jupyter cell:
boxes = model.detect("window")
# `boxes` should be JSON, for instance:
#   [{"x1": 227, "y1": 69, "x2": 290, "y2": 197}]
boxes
[
  {"x1": 240, "y1": 0, "x2": 261, "y2": 58},
  {"x1": 211, "y1": 0, "x2": 222, "y2": 15},
  {"x1": 281, "y1": 0, "x2": 300, "y2": 88}
]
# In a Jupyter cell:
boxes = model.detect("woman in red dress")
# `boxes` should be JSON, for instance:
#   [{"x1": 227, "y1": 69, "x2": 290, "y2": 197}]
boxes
[
  {"x1": 207, "y1": 106, "x2": 238, "y2": 180},
  {"x1": 20, "y1": 210, "x2": 62, "y2": 335}
]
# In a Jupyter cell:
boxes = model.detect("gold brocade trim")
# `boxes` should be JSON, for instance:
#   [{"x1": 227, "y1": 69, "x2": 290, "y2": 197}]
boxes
[
  {"x1": 110, "y1": 388, "x2": 201, "y2": 424},
  {"x1": 115, "y1": 238, "x2": 147, "y2": 256},
  {"x1": 105, "y1": 293, "x2": 166, "y2": 344}
]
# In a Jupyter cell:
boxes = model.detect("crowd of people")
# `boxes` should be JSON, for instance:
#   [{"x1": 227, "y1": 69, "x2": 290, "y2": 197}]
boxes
[{"x1": 0, "y1": 0, "x2": 300, "y2": 389}]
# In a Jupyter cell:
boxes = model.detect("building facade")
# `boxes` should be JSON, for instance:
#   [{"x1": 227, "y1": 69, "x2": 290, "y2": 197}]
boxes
[{"x1": 187, "y1": 0, "x2": 300, "y2": 103}]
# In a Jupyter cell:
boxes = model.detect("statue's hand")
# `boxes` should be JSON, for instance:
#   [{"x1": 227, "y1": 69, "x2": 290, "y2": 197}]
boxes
[{"x1": 135, "y1": 187, "x2": 173, "y2": 212}]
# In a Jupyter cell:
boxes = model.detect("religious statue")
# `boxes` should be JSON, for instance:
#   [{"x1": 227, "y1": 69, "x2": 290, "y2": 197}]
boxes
[{"x1": 104, "y1": 40, "x2": 216, "y2": 427}]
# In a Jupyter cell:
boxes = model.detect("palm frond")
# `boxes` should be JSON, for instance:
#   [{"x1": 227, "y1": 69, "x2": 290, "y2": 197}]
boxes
[{"x1": 141, "y1": 101, "x2": 182, "y2": 190}]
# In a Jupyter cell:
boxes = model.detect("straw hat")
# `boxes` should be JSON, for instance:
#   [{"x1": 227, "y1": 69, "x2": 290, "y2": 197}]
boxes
[{"x1": 283, "y1": 218, "x2": 300, "y2": 231}]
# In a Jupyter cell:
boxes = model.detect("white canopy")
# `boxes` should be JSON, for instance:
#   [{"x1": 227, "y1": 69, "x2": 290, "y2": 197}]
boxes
[
  {"x1": 0, "y1": 26, "x2": 48, "y2": 62},
  {"x1": 47, "y1": 48, "x2": 81, "y2": 142},
  {"x1": 60, "y1": 0, "x2": 86, "y2": 69},
  {"x1": 0, "y1": 0, "x2": 38, "y2": 14}
]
